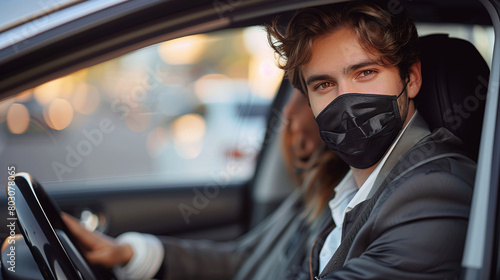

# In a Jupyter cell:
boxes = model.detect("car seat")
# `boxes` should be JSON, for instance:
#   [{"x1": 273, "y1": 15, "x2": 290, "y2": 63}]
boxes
[{"x1": 416, "y1": 34, "x2": 490, "y2": 161}]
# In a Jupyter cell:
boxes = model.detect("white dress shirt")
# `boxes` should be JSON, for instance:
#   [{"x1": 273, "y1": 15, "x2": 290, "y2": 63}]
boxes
[{"x1": 114, "y1": 232, "x2": 164, "y2": 280}]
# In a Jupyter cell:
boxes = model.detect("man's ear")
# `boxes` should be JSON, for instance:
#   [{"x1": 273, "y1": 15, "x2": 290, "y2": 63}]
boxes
[{"x1": 407, "y1": 61, "x2": 422, "y2": 99}]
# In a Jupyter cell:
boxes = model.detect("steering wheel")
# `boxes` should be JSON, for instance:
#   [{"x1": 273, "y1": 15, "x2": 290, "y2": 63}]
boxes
[{"x1": 7, "y1": 172, "x2": 99, "y2": 280}]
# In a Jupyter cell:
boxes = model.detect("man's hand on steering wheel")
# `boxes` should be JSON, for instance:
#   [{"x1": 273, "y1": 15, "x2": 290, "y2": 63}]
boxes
[{"x1": 62, "y1": 213, "x2": 134, "y2": 269}]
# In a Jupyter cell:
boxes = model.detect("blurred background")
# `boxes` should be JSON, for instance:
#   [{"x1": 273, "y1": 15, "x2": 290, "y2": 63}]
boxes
[
  {"x1": 0, "y1": 0, "x2": 494, "y2": 190},
  {"x1": 0, "y1": 0, "x2": 284, "y2": 187}
]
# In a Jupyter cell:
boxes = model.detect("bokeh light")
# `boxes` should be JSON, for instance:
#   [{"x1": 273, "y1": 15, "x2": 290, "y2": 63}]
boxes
[
  {"x1": 34, "y1": 79, "x2": 61, "y2": 105},
  {"x1": 71, "y1": 69, "x2": 89, "y2": 83},
  {"x1": 6, "y1": 103, "x2": 30, "y2": 134},
  {"x1": 158, "y1": 34, "x2": 209, "y2": 65},
  {"x1": 45, "y1": 98, "x2": 74, "y2": 130},
  {"x1": 243, "y1": 26, "x2": 284, "y2": 99},
  {"x1": 248, "y1": 57, "x2": 283, "y2": 99},
  {"x1": 193, "y1": 74, "x2": 233, "y2": 102},
  {"x1": 34, "y1": 77, "x2": 75, "y2": 106},
  {"x1": 170, "y1": 113, "x2": 206, "y2": 158},
  {"x1": 72, "y1": 83, "x2": 101, "y2": 114},
  {"x1": 104, "y1": 70, "x2": 147, "y2": 104},
  {"x1": 171, "y1": 113, "x2": 206, "y2": 143}
]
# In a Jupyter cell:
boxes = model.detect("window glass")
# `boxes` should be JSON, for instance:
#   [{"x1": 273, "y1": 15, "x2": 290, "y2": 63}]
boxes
[
  {"x1": 417, "y1": 23, "x2": 494, "y2": 66},
  {"x1": 0, "y1": 27, "x2": 283, "y2": 188}
]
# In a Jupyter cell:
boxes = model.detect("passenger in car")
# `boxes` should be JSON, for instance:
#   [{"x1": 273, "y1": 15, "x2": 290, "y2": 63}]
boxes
[
  {"x1": 63, "y1": 88, "x2": 350, "y2": 279},
  {"x1": 265, "y1": 1, "x2": 476, "y2": 279}
]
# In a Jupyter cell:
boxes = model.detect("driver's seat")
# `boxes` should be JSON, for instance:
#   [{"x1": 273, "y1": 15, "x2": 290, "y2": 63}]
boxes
[{"x1": 416, "y1": 34, "x2": 489, "y2": 161}]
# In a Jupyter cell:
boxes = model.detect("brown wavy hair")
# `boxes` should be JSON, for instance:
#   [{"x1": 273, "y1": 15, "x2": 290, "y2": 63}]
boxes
[
  {"x1": 266, "y1": 1, "x2": 419, "y2": 94},
  {"x1": 282, "y1": 124, "x2": 349, "y2": 222}
]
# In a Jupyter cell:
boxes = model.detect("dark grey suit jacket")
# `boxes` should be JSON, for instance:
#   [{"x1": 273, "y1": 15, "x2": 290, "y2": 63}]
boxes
[{"x1": 312, "y1": 113, "x2": 476, "y2": 280}]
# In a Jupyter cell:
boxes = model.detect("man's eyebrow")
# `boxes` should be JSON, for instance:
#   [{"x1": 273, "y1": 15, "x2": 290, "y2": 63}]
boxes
[
  {"x1": 305, "y1": 74, "x2": 335, "y2": 87},
  {"x1": 343, "y1": 60, "x2": 381, "y2": 75}
]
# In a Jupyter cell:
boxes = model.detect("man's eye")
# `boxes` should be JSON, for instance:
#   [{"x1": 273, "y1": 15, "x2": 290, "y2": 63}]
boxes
[
  {"x1": 359, "y1": 70, "x2": 375, "y2": 77},
  {"x1": 316, "y1": 82, "x2": 333, "y2": 90}
]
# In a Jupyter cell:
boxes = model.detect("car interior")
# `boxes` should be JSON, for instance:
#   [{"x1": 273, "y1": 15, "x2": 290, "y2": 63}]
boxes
[{"x1": 0, "y1": 0, "x2": 498, "y2": 279}]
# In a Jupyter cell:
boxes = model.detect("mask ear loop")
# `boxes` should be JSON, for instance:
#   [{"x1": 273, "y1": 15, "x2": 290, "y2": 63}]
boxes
[
  {"x1": 397, "y1": 78, "x2": 411, "y2": 125},
  {"x1": 397, "y1": 78, "x2": 410, "y2": 99},
  {"x1": 397, "y1": 78, "x2": 413, "y2": 113}
]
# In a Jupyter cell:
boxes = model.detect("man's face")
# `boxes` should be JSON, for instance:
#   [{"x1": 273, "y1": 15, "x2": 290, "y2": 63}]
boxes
[{"x1": 302, "y1": 27, "x2": 417, "y2": 120}]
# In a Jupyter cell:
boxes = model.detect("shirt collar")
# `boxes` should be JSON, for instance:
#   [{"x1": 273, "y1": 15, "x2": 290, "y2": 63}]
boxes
[
  {"x1": 328, "y1": 169, "x2": 357, "y2": 227},
  {"x1": 328, "y1": 110, "x2": 419, "y2": 223}
]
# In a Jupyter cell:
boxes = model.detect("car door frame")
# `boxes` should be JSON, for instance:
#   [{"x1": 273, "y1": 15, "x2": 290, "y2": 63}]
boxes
[{"x1": 461, "y1": 0, "x2": 500, "y2": 279}]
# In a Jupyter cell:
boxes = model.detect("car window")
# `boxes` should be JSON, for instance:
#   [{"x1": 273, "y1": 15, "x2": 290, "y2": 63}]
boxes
[
  {"x1": 0, "y1": 26, "x2": 283, "y2": 188},
  {"x1": 417, "y1": 23, "x2": 494, "y2": 67}
]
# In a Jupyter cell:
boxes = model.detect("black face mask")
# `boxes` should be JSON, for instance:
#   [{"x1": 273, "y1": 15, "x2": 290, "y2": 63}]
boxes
[{"x1": 314, "y1": 84, "x2": 407, "y2": 169}]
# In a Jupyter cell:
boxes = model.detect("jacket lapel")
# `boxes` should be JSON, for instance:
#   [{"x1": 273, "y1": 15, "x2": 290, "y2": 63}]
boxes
[
  {"x1": 308, "y1": 210, "x2": 335, "y2": 277},
  {"x1": 367, "y1": 112, "x2": 431, "y2": 198}
]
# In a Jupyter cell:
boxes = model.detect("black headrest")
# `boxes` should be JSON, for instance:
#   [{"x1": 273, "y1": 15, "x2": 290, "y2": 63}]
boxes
[{"x1": 415, "y1": 34, "x2": 489, "y2": 161}]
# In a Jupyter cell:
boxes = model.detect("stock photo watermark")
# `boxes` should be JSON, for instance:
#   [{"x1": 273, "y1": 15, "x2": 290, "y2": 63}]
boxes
[
  {"x1": 443, "y1": 75, "x2": 489, "y2": 130},
  {"x1": 213, "y1": 0, "x2": 243, "y2": 19},
  {"x1": 6, "y1": 165, "x2": 17, "y2": 273},
  {"x1": 111, "y1": 65, "x2": 165, "y2": 120},
  {"x1": 51, "y1": 119, "x2": 115, "y2": 181}
]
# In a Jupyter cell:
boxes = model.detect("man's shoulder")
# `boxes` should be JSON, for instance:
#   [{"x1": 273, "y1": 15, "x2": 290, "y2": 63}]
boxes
[
  {"x1": 340, "y1": 129, "x2": 475, "y2": 279},
  {"x1": 371, "y1": 127, "x2": 476, "y2": 227},
  {"x1": 388, "y1": 126, "x2": 476, "y2": 187}
]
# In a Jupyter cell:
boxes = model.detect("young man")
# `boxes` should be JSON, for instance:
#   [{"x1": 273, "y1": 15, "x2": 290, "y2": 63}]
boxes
[{"x1": 266, "y1": 1, "x2": 476, "y2": 279}]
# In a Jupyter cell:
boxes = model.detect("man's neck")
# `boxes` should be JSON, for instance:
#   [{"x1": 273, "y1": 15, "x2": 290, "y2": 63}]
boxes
[{"x1": 351, "y1": 163, "x2": 378, "y2": 188}]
